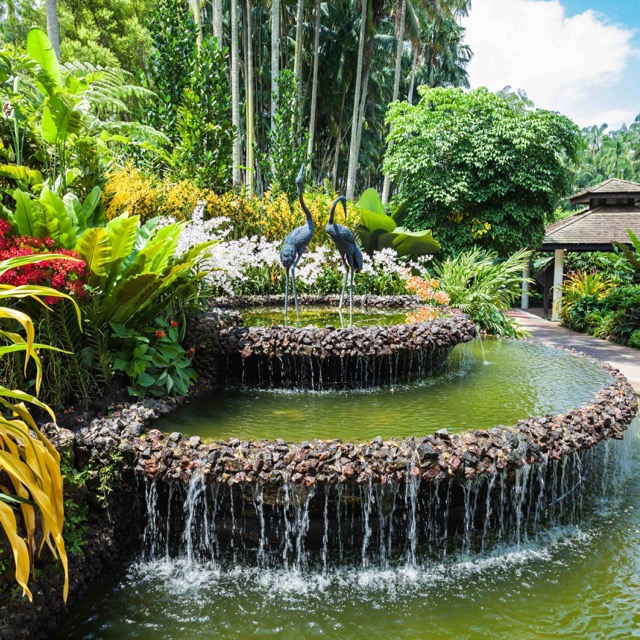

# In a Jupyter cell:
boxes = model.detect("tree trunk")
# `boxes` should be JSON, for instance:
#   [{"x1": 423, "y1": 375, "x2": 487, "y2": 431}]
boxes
[
  {"x1": 231, "y1": 0, "x2": 241, "y2": 185},
  {"x1": 381, "y1": 0, "x2": 406, "y2": 204},
  {"x1": 190, "y1": 0, "x2": 203, "y2": 48},
  {"x1": 271, "y1": 0, "x2": 280, "y2": 133},
  {"x1": 331, "y1": 90, "x2": 347, "y2": 191},
  {"x1": 306, "y1": 0, "x2": 321, "y2": 161},
  {"x1": 45, "y1": 0, "x2": 61, "y2": 60},
  {"x1": 408, "y1": 46, "x2": 418, "y2": 104},
  {"x1": 213, "y1": 0, "x2": 223, "y2": 45},
  {"x1": 294, "y1": 0, "x2": 305, "y2": 110},
  {"x1": 245, "y1": 0, "x2": 255, "y2": 194},
  {"x1": 345, "y1": 0, "x2": 368, "y2": 201}
]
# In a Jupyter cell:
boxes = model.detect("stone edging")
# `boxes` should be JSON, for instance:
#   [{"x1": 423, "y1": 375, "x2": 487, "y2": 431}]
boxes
[
  {"x1": 209, "y1": 294, "x2": 423, "y2": 309},
  {"x1": 217, "y1": 313, "x2": 476, "y2": 359}
]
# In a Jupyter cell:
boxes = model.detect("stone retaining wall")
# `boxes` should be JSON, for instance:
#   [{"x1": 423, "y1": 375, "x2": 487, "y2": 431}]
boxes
[
  {"x1": 132, "y1": 360, "x2": 636, "y2": 487},
  {"x1": 209, "y1": 294, "x2": 423, "y2": 308}
]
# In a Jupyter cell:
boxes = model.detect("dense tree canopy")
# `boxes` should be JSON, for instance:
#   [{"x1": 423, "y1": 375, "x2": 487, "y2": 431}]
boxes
[{"x1": 384, "y1": 87, "x2": 583, "y2": 256}]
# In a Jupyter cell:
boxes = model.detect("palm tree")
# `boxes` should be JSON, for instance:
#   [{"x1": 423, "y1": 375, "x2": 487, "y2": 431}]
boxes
[
  {"x1": 213, "y1": 0, "x2": 224, "y2": 45},
  {"x1": 45, "y1": 0, "x2": 60, "y2": 59},
  {"x1": 307, "y1": 0, "x2": 322, "y2": 160},
  {"x1": 345, "y1": 0, "x2": 369, "y2": 201},
  {"x1": 245, "y1": 0, "x2": 256, "y2": 193},
  {"x1": 231, "y1": 0, "x2": 241, "y2": 184},
  {"x1": 271, "y1": 0, "x2": 280, "y2": 133}
]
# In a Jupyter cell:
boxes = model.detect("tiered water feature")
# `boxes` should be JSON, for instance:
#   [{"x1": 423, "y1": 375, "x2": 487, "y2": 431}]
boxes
[{"x1": 57, "y1": 301, "x2": 639, "y2": 639}]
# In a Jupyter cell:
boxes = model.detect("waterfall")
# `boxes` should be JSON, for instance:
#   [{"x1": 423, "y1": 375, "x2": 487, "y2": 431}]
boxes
[{"x1": 141, "y1": 430, "x2": 634, "y2": 570}]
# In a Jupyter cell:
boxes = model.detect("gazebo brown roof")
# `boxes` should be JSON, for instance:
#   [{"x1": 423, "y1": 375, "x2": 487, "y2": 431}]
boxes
[
  {"x1": 541, "y1": 179, "x2": 640, "y2": 252},
  {"x1": 569, "y1": 178, "x2": 640, "y2": 205}
]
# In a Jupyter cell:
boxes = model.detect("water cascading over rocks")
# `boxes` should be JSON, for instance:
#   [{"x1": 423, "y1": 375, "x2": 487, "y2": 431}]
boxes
[
  {"x1": 189, "y1": 301, "x2": 476, "y2": 389},
  {"x1": 131, "y1": 361, "x2": 637, "y2": 569}
]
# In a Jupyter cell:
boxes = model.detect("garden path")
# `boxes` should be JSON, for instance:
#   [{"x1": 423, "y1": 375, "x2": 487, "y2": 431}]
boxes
[{"x1": 509, "y1": 309, "x2": 640, "y2": 394}]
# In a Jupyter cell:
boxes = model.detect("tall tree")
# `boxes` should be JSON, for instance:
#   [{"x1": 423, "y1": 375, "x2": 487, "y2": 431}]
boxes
[
  {"x1": 294, "y1": 0, "x2": 305, "y2": 106},
  {"x1": 45, "y1": 0, "x2": 60, "y2": 59},
  {"x1": 231, "y1": 0, "x2": 241, "y2": 184},
  {"x1": 271, "y1": 0, "x2": 280, "y2": 133},
  {"x1": 213, "y1": 0, "x2": 224, "y2": 44},
  {"x1": 307, "y1": 0, "x2": 321, "y2": 160},
  {"x1": 345, "y1": 0, "x2": 368, "y2": 201},
  {"x1": 245, "y1": 0, "x2": 255, "y2": 193}
]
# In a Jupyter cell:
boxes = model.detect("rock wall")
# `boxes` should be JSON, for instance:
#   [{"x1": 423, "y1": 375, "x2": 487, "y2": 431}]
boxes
[
  {"x1": 134, "y1": 361, "x2": 637, "y2": 488},
  {"x1": 209, "y1": 294, "x2": 423, "y2": 308}
]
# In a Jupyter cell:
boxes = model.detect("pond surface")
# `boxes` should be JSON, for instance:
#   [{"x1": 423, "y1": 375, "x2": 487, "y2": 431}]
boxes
[
  {"x1": 164, "y1": 338, "x2": 612, "y2": 442},
  {"x1": 240, "y1": 306, "x2": 412, "y2": 328},
  {"x1": 56, "y1": 420, "x2": 640, "y2": 640}
]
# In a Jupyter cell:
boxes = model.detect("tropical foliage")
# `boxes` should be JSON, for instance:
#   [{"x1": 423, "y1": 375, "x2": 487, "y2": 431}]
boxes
[
  {"x1": 560, "y1": 234, "x2": 640, "y2": 348},
  {"x1": 356, "y1": 188, "x2": 440, "y2": 258},
  {"x1": 0, "y1": 253, "x2": 72, "y2": 601},
  {"x1": 384, "y1": 87, "x2": 583, "y2": 257},
  {"x1": 432, "y1": 248, "x2": 532, "y2": 338}
]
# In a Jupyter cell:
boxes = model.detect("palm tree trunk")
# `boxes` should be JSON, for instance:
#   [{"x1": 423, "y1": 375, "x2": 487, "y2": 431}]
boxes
[
  {"x1": 245, "y1": 0, "x2": 255, "y2": 194},
  {"x1": 190, "y1": 0, "x2": 203, "y2": 48},
  {"x1": 331, "y1": 90, "x2": 347, "y2": 191},
  {"x1": 45, "y1": 0, "x2": 60, "y2": 60},
  {"x1": 381, "y1": 0, "x2": 406, "y2": 204},
  {"x1": 408, "y1": 45, "x2": 418, "y2": 104},
  {"x1": 231, "y1": 0, "x2": 241, "y2": 185},
  {"x1": 306, "y1": 0, "x2": 321, "y2": 160},
  {"x1": 345, "y1": 0, "x2": 368, "y2": 201},
  {"x1": 294, "y1": 0, "x2": 305, "y2": 109},
  {"x1": 213, "y1": 0, "x2": 223, "y2": 45},
  {"x1": 271, "y1": 0, "x2": 280, "y2": 133}
]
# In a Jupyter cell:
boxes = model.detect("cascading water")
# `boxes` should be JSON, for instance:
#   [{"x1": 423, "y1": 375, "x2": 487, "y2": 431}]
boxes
[{"x1": 139, "y1": 431, "x2": 633, "y2": 572}]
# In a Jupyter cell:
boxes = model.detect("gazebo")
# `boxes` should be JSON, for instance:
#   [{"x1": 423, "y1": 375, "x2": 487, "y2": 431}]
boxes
[{"x1": 522, "y1": 178, "x2": 640, "y2": 320}]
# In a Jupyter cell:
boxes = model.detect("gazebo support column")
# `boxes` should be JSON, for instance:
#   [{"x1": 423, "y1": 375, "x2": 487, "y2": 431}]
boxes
[
  {"x1": 521, "y1": 260, "x2": 530, "y2": 309},
  {"x1": 552, "y1": 248, "x2": 564, "y2": 321}
]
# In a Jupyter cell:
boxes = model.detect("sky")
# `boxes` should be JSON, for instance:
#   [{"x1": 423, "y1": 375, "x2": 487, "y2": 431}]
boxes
[{"x1": 462, "y1": 0, "x2": 640, "y2": 130}]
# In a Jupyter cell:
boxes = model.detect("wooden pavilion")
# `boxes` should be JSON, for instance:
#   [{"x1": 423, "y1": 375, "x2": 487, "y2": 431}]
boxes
[{"x1": 521, "y1": 178, "x2": 640, "y2": 320}]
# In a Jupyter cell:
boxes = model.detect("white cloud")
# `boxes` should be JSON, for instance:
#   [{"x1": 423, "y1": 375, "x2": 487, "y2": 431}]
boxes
[{"x1": 462, "y1": 0, "x2": 636, "y2": 127}]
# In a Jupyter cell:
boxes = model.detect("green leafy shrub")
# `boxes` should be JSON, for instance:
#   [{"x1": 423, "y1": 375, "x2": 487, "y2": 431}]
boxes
[
  {"x1": 628, "y1": 329, "x2": 640, "y2": 349},
  {"x1": 111, "y1": 316, "x2": 196, "y2": 398},
  {"x1": 432, "y1": 247, "x2": 532, "y2": 338}
]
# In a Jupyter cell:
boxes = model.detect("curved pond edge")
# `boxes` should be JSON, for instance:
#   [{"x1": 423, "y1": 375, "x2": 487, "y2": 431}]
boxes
[
  {"x1": 2, "y1": 345, "x2": 637, "y2": 640},
  {"x1": 186, "y1": 301, "x2": 475, "y2": 389}
]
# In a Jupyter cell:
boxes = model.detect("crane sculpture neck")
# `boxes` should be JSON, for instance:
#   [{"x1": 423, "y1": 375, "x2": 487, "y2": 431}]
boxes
[
  {"x1": 328, "y1": 196, "x2": 347, "y2": 225},
  {"x1": 298, "y1": 189, "x2": 314, "y2": 231}
]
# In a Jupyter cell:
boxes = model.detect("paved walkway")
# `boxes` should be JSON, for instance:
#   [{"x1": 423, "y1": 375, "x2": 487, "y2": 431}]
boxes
[{"x1": 509, "y1": 309, "x2": 640, "y2": 394}]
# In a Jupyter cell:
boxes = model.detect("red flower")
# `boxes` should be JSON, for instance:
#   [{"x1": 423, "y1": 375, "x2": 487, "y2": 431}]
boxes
[
  {"x1": 170, "y1": 321, "x2": 178, "y2": 328},
  {"x1": 186, "y1": 347, "x2": 195, "y2": 358},
  {"x1": 155, "y1": 330, "x2": 166, "y2": 338}
]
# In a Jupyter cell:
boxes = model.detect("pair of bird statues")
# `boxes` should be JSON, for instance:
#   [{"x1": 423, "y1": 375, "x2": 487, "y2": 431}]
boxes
[{"x1": 280, "y1": 164, "x2": 363, "y2": 316}]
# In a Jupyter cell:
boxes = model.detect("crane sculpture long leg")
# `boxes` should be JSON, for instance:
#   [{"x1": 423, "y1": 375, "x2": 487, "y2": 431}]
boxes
[
  {"x1": 339, "y1": 258, "x2": 349, "y2": 310},
  {"x1": 348, "y1": 254, "x2": 355, "y2": 313},
  {"x1": 291, "y1": 255, "x2": 301, "y2": 316},
  {"x1": 284, "y1": 268, "x2": 290, "y2": 317}
]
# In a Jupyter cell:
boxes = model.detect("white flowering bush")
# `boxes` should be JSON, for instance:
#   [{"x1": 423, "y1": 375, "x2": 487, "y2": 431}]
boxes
[{"x1": 174, "y1": 205, "x2": 433, "y2": 296}]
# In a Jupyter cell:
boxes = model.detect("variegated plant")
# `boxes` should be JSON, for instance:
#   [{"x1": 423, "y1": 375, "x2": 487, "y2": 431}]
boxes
[{"x1": 0, "y1": 254, "x2": 78, "y2": 602}]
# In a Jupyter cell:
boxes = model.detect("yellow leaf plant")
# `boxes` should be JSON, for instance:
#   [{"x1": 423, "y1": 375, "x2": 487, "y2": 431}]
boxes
[{"x1": 0, "y1": 254, "x2": 80, "y2": 602}]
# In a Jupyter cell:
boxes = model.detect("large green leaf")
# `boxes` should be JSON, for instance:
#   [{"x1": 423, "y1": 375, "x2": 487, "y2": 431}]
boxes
[
  {"x1": 103, "y1": 214, "x2": 139, "y2": 284},
  {"x1": 26, "y1": 28, "x2": 62, "y2": 88},
  {"x1": 82, "y1": 186, "x2": 104, "y2": 228},
  {"x1": 40, "y1": 187, "x2": 77, "y2": 249},
  {"x1": 11, "y1": 189, "x2": 46, "y2": 238},
  {"x1": 76, "y1": 227, "x2": 111, "y2": 277},
  {"x1": 0, "y1": 165, "x2": 44, "y2": 188},
  {"x1": 358, "y1": 208, "x2": 396, "y2": 234},
  {"x1": 357, "y1": 188, "x2": 386, "y2": 215},
  {"x1": 392, "y1": 229, "x2": 441, "y2": 257},
  {"x1": 41, "y1": 95, "x2": 83, "y2": 144},
  {"x1": 63, "y1": 193, "x2": 84, "y2": 232},
  {"x1": 103, "y1": 273, "x2": 163, "y2": 324}
]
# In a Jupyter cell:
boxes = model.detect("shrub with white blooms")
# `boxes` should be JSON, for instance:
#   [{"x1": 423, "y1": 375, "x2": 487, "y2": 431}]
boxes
[{"x1": 173, "y1": 204, "x2": 434, "y2": 296}]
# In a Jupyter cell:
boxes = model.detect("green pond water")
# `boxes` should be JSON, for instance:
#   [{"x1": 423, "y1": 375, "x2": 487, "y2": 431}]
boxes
[
  {"x1": 164, "y1": 338, "x2": 612, "y2": 442},
  {"x1": 56, "y1": 419, "x2": 640, "y2": 639},
  {"x1": 240, "y1": 306, "x2": 412, "y2": 328}
]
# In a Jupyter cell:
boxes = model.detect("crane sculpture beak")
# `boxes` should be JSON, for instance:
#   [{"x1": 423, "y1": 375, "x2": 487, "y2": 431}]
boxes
[{"x1": 295, "y1": 163, "x2": 305, "y2": 187}]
